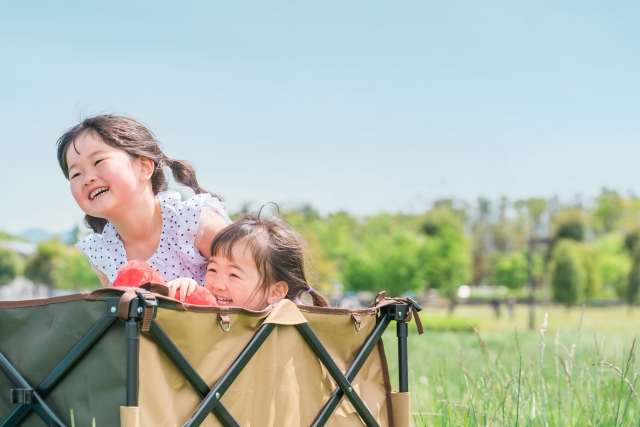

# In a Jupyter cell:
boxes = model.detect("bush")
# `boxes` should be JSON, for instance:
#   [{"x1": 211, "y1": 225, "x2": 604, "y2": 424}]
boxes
[
  {"x1": 554, "y1": 210, "x2": 585, "y2": 242},
  {"x1": 551, "y1": 239, "x2": 585, "y2": 307},
  {"x1": 627, "y1": 246, "x2": 640, "y2": 306},
  {"x1": 579, "y1": 244, "x2": 601, "y2": 298}
]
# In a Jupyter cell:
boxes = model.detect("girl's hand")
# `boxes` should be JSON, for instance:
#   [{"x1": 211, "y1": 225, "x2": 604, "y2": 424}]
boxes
[{"x1": 167, "y1": 278, "x2": 199, "y2": 301}]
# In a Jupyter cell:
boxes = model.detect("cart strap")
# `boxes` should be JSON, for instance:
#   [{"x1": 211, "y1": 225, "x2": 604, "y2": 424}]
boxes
[
  {"x1": 375, "y1": 296, "x2": 424, "y2": 335},
  {"x1": 118, "y1": 287, "x2": 157, "y2": 331}
]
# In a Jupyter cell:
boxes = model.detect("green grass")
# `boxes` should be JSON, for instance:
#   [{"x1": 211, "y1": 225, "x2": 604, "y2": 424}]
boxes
[{"x1": 385, "y1": 304, "x2": 640, "y2": 426}]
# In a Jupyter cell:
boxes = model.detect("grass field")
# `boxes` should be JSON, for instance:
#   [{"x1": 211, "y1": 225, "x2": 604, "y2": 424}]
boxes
[{"x1": 382, "y1": 304, "x2": 640, "y2": 426}]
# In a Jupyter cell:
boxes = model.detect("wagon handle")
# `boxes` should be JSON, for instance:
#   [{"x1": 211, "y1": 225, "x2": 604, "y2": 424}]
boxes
[
  {"x1": 219, "y1": 314, "x2": 231, "y2": 332},
  {"x1": 351, "y1": 314, "x2": 362, "y2": 332}
]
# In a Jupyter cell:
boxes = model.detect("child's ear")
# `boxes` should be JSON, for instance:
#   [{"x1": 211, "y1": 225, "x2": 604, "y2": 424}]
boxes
[
  {"x1": 138, "y1": 158, "x2": 155, "y2": 182},
  {"x1": 266, "y1": 281, "x2": 289, "y2": 305}
]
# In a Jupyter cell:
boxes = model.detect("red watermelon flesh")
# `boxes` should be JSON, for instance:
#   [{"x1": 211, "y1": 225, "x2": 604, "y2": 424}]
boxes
[
  {"x1": 113, "y1": 260, "x2": 165, "y2": 288},
  {"x1": 172, "y1": 286, "x2": 217, "y2": 306}
]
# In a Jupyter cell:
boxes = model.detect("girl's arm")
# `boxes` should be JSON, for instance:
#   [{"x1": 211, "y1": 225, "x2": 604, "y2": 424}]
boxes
[
  {"x1": 75, "y1": 241, "x2": 112, "y2": 287},
  {"x1": 92, "y1": 264, "x2": 111, "y2": 287},
  {"x1": 195, "y1": 209, "x2": 229, "y2": 258}
]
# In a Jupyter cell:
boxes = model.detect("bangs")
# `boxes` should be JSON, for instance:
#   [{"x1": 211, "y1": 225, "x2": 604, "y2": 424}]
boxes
[
  {"x1": 57, "y1": 126, "x2": 107, "y2": 179},
  {"x1": 208, "y1": 210, "x2": 324, "y2": 306},
  {"x1": 210, "y1": 224, "x2": 272, "y2": 287},
  {"x1": 211, "y1": 233, "x2": 251, "y2": 262}
]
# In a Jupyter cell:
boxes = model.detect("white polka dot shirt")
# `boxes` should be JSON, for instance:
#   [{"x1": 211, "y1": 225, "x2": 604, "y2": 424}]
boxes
[{"x1": 75, "y1": 191, "x2": 232, "y2": 286}]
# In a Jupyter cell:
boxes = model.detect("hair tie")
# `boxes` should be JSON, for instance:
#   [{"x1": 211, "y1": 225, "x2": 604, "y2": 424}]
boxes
[
  {"x1": 305, "y1": 286, "x2": 313, "y2": 294},
  {"x1": 162, "y1": 156, "x2": 174, "y2": 167}
]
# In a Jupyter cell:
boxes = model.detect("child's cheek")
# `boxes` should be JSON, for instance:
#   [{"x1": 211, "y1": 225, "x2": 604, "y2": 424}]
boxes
[{"x1": 70, "y1": 183, "x2": 84, "y2": 205}]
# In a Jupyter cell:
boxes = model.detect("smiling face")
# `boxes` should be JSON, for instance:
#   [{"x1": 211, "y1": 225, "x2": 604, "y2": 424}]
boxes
[
  {"x1": 204, "y1": 246, "x2": 265, "y2": 310},
  {"x1": 66, "y1": 131, "x2": 153, "y2": 220},
  {"x1": 204, "y1": 244, "x2": 287, "y2": 311}
]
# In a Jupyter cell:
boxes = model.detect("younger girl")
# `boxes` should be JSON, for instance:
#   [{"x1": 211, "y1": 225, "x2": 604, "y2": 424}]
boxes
[
  {"x1": 203, "y1": 212, "x2": 329, "y2": 309},
  {"x1": 56, "y1": 114, "x2": 232, "y2": 296}
]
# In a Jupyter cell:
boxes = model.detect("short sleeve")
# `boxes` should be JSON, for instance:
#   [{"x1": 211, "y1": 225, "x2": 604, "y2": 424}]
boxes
[
  {"x1": 202, "y1": 196, "x2": 232, "y2": 224},
  {"x1": 75, "y1": 235, "x2": 119, "y2": 284},
  {"x1": 194, "y1": 196, "x2": 233, "y2": 248}
]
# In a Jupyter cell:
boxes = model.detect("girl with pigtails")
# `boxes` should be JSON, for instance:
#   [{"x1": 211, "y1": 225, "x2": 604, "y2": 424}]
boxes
[{"x1": 56, "y1": 114, "x2": 232, "y2": 299}]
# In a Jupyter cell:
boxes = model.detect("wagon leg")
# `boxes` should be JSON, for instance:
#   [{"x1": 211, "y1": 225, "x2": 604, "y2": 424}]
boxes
[
  {"x1": 125, "y1": 317, "x2": 140, "y2": 407},
  {"x1": 397, "y1": 322, "x2": 409, "y2": 393}
]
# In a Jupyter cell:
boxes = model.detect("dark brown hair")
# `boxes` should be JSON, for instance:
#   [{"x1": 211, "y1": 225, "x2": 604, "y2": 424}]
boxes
[
  {"x1": 210, "y1": 212, "x2": 330, "y2": 307},
  {"x1": 56, "y1": 114, "x2": 218, "y2": 233}
]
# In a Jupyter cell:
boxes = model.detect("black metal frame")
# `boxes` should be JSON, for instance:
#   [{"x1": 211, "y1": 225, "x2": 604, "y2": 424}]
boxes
[{"x1": 1, "y1": 295, "x2": 419, "y2": 427}]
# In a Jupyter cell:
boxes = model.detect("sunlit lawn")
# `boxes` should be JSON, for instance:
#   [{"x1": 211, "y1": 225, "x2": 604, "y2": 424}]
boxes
[
  {"x1": 426, "y1": 303, "x2": 640, "y2": 334},
  {"x1": 383, "y1": 304, "x2": 640, "y2": 426}
]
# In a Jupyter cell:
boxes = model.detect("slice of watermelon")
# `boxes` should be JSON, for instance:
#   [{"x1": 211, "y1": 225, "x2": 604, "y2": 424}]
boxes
[
  {"x1": 113, "y1": 259, "x2": 165, "y2": 288},
  {"x1": 172, "y1": 286, "x2": 217, "y2": 306}
]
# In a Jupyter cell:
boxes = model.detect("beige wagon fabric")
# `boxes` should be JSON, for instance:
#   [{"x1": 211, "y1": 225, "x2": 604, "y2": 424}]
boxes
[{"x1": 139, "y1": 299, "x2": 391, "y2": 427}]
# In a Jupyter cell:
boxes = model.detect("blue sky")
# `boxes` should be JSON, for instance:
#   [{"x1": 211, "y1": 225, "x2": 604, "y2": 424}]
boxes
[{"x1": 1, "y1": 1, "x2": 639, "y2": 233}]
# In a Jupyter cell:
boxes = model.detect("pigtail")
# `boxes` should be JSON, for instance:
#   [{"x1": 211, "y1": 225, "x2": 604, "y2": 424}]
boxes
[
  {"x1": 164, "y1": 157, "x2": 221, "y2": 200},
  {"x1": 85, "y1": 216, "x2": 108, "y2": 234},
  {"x1": 308, "y1": 289, "x2": 330, "y2": 307}
]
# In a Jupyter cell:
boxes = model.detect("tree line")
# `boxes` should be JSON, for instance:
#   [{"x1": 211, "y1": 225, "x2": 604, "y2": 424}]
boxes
[
  {"x1": 282, "y1": 189, "x2": 640, "y2": 308},
  {"x1": 1, "y1": 188, "x2": 640, "y2": 306}
]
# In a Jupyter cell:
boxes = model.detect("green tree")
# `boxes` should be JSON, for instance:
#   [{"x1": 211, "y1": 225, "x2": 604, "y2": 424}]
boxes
[
  {"x1": 52, "y1": 251, "x2": 99, "y2": 290},
  {"x1": 471, "y1": 198, "x2": 492, "y2": 286},
  {"x1": 624, "y1": 227, "x2": 640, "y2": 253},
  {"x1": 340, "y1": 205, "x2": 470, "y2": 300},
  {"x1": 342, "y1": 230, "x2": 426, "y2": 297},
  {"x1": 0, "y1": 231, "x2": 16, "y2": 240},
  {"x1": 24, "y1": 239, "x2": 66, "y2": 289},
  {"x1": 554, "y1": 210, "x2": 585, "y2": 242},
  {"x1": 593, "y1": 189, "x2": 625, "y2": 233},
  {"x1": 515, "y1": 198, "x2": 547, "y2": 235},
  {"x1": 421, "y1": 224, "x2": 470, "y2": 310},
  {"x1": 420, "y1": 206, "x2": 464, "y2": 237},
  {"x1": 284, "y1": 209, "x2": 354, "y2": 293},
  {"x1": 24, "y1": 239, "x2": 99, "y2": 291},
  {"x1": 550, "y1": 239, "x2": 585, "y2": 308},
  {"x1": 489, "y1": 250, "x2": 541, "y2": 289},
  {"x1": 0, "y1": 248, "x2": 21, "y2": 286}
]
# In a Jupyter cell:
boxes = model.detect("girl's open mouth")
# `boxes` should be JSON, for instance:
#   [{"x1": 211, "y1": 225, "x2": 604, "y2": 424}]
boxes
[
  {"x1": 215, "y1": 296, "x2": 232, "y2": 305},
  {"x1": 89, "y1": 187, "x2": 109, "y2": 200}
]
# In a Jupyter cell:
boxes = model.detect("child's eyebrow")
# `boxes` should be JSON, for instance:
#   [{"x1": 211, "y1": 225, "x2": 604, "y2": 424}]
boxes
[
  {"x1": 68, "y1": 150, "x2": 107, "y2": 171},
  {"x1": 229, "y1": 263, "x2": 246, "y2": 274}
]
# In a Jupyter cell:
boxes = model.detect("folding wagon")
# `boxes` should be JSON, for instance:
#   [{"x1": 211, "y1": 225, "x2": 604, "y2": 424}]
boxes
[{"x1": 0, "y1": 286, "x2": 422, "y2": 427}]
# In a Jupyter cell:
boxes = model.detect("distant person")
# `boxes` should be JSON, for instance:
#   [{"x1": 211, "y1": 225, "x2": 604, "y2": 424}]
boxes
[
  {"x1": 56, "y1": 114, "x2": 232, "y2": 299},
  {"x1": 507, "y1": 296, "x2": 516, "y2": 318},
  {"x1": 490, "y1": 297, "x2": 502, "y2": 319}
]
